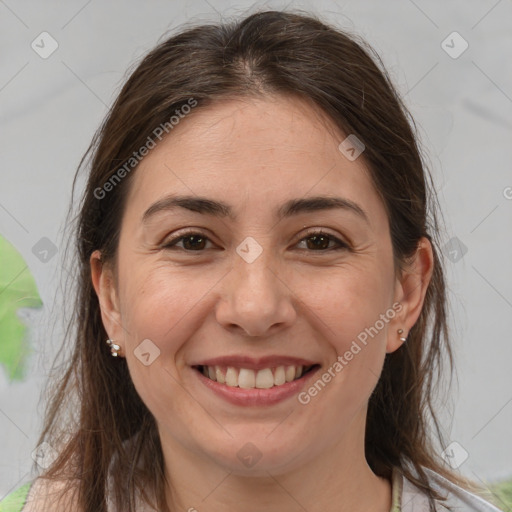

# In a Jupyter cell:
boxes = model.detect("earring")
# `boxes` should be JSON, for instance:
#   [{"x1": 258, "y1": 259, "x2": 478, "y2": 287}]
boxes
[
  {"x1": 106, "y1": 339, "x2": 121, "y2": 357},
  {"x1": 397, "y1": 329, "x2": 407, "y2": 342}
]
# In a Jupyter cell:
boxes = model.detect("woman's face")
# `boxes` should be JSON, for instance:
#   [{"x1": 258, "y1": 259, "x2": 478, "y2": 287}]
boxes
[{"x1": 93, "y1": 95, "x2": 427, "y2": 475}]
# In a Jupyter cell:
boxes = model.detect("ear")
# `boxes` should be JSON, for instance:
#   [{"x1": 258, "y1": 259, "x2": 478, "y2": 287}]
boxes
[
  {"x1": 90, "y1": 250, "x2": 125, "y2": 353},
  {"x1": 387, "y1": 237, "x2": 434, "y2": 354}
]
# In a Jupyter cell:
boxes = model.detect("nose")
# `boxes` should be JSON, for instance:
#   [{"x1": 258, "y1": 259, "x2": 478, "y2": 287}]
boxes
[{"x1": 215, "y1": 250, "x2": 297, "y2": 337}]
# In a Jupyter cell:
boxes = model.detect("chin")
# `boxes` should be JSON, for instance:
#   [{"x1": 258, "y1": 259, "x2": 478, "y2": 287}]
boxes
[{"x1": 199, "y1": 429, "x2": 314, "y2": 476}]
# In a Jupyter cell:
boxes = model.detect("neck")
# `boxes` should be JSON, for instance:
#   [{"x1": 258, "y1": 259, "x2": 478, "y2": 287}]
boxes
[{"x1": 160, "y1": 414, "x2": 392, "y2": 512}]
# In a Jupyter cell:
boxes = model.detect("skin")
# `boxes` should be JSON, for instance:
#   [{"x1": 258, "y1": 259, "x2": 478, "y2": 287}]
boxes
[{"x1": 91, "y1": 94, "x2": 433, "y2": 512}]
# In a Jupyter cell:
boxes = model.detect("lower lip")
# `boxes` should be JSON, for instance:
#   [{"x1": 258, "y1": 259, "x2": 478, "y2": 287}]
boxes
[{"x1": 193, "y1": 366, "x2": 321, "y2": 406}]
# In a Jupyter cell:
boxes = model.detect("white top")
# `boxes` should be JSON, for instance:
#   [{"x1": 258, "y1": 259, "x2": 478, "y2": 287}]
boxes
[{"x1": 399, "y1": 466, "x2": 503, "y2": 512}]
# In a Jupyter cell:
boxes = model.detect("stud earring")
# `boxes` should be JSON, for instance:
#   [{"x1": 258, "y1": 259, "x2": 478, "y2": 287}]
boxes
[
  {"x1": 397, "y1": 329, "x2": 407, "y2": 342},
  {"x1": 106, "y1": 339, "x2": 121, "y2": 357}
]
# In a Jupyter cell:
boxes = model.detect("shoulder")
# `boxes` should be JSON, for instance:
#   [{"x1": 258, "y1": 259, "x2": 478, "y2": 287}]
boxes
[
  {"x1": 399, "y1": 466, "x2": 504, "y2": 512},
  {"x1": 0, "y1": 478, "x2": 79, "y2": 512}
]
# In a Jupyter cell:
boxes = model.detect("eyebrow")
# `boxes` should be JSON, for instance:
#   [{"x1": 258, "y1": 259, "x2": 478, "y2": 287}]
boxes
[{"x1": 142, "y1": 194, "x2": 369, "y2": 224}]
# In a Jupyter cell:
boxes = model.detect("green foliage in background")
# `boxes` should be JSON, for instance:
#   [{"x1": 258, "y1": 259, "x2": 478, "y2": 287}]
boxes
[
  {"x1": 488, "y1": 479, "x2": 512, "y2": 511},
  {"x1": 0, "y1": 234, "x2": 42, "y2": 381}
]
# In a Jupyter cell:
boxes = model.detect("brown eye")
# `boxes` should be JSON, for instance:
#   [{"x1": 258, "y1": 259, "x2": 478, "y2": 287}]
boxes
[
  {"x1": 163, "y1": 232, "x2": 212, "y2": 251},
  {"x1": 181, "y1": 234, "x2": 208, "y2": 250},
  {"x1": 305, "y1": 234, "x2": 331, "y2": 250},
  {"x1": 297, "y1": 231, "x2": 348, "y2": 251}
]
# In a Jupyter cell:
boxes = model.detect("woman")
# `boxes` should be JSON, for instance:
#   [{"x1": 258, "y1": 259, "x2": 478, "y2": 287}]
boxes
[{"x1": 0, "y1": 9, "x2": 503, "y2": 512}]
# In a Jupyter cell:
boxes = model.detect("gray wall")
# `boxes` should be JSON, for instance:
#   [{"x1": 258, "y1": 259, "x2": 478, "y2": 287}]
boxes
[{"x1": 1, "y1": 0, "x2": 511, "y2": 498}]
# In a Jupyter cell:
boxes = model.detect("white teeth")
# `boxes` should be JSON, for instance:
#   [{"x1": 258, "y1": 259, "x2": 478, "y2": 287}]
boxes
[
  {"x1": 274, "y1": 366, "x2": 286, "y2": 386},
  {"x1": 255, "y1": 368, "x2": 274, "y2": 389},
  {"x1": 215, "y1": 367, "x2": 225, "y2": 384},
  {"x1": 285, "y1": 366, "x2": 296, "y2": 383},
  {"x1": 225, "y1": 367, "x2": 238, "y2": 387},
  {"x1": 200, "y1": 364, "x2": 313, "y2": 388},
  {"x1": 238, "y1": 368, "x2": 256, "y2": 389}
]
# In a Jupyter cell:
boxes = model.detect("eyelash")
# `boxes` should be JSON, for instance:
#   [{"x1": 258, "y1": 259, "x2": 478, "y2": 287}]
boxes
[{"x1": 161, "y1": 229, "x2": 349, "y2": 253}]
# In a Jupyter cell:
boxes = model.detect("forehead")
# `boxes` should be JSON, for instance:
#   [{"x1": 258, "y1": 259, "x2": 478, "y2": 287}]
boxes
[{"x1": 124, "y1": 95, "x2": 385, "y2": 227}]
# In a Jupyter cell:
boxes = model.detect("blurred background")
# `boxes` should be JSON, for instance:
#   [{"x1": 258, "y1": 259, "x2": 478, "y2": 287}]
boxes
[{"x1": 1, "y1": 0, "x2": 511, "y2": 505}]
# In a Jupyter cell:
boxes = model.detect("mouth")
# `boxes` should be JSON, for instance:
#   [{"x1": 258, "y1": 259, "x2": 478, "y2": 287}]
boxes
[{"x1": 193, "y1": 364, "x2": 319, "y2": 389}]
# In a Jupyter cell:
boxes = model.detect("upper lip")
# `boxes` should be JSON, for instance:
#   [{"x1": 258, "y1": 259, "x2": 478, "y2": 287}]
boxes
[{"x1": 192, "y1": 356, "x2": 319, "y2": 371}]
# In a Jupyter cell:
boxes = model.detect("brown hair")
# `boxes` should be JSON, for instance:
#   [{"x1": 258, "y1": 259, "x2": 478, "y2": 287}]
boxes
[{"x1": 39, "y1": 9, "x2": 470, "y2": 511}]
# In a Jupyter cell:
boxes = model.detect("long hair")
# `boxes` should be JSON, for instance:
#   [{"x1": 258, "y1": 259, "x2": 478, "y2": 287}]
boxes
[{"x1": 38, "y1": 10, "x2": 469, "y2": 511}]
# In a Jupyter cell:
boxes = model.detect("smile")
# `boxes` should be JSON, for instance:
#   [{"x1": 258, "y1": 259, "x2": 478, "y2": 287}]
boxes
[{"x1": 194, "y1": 364, "x2": 317, "y2": 389}]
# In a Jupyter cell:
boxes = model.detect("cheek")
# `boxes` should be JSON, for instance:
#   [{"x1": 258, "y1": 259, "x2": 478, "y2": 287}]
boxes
[
  {"x1": 116, "y1": 259, "x2": 232, "y2": 410},
  {"x1": 116, "y1": 263, "x2": 210, "y2": 427},
  {"x1": 118, "y1": 263, "x2": 216, "y2": 353},
  {"x1": 310, "y1": 261, "x2": 395, "y2": 342},
  {"x1": 306, "y1": 258, "x2": 395, "y2": 396}
]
